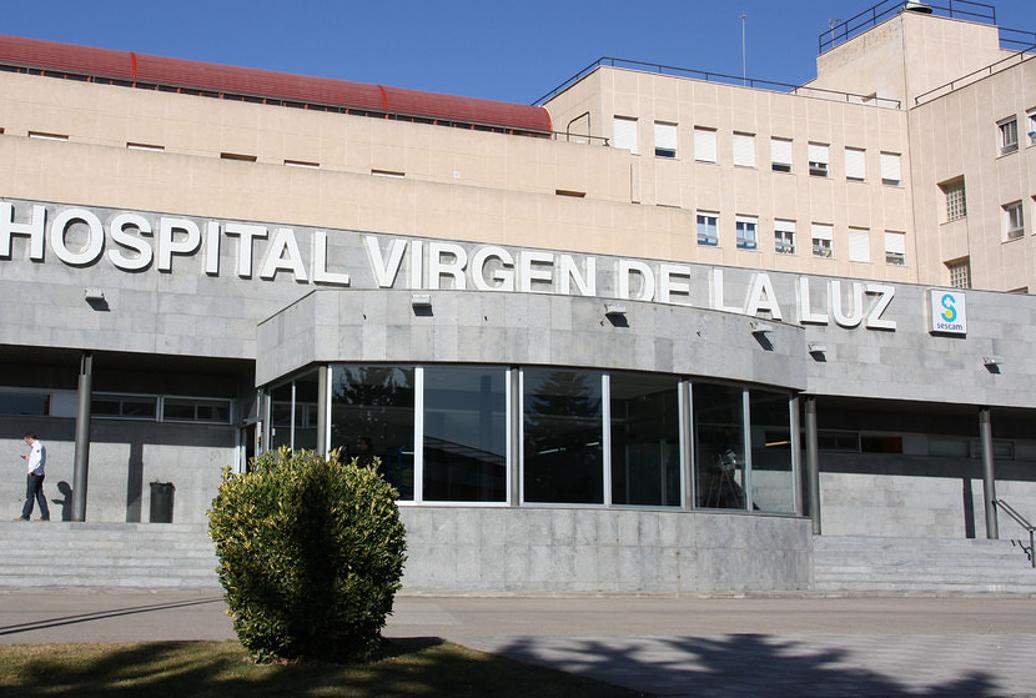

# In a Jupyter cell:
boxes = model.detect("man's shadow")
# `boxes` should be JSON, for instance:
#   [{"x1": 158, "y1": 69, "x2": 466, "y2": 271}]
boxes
[{"x1": 51, "y1": 481, "x2": 73, "y2": 521}]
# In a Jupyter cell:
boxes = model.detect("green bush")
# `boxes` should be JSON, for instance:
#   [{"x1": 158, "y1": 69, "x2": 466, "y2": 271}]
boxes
[{"x1": 208, "y1": 448, "x2": 407, "y2": 663}]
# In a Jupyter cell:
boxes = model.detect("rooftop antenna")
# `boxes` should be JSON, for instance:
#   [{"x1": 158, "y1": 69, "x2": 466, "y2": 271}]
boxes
[{"x1": 740, "y1": 11, "x2": 748, "y2": 86}]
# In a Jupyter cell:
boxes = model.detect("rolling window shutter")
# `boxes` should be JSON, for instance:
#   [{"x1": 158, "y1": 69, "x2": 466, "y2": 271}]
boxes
[
  {"x1": 885, "y1": 231, "x2": 906, "y2": 255},
  {"x1": 733, "y1": 133, "x2": 755, "y2": 167},
  {"x1": 694, "y1": 128, "x2": 717, "y2": 162},
  {"x1": 811, "y1": 223, "x2": 833, "y2": 240},
  {"x1": 771, "y1": 138, "x2": 792, "y2": 166},
  {"x1": 848, "y1": 229, "x2": 870, "y2": 262},
  {"x1": 881, "y1": 152, "x2": 901, "y2": 182},
  {"x1": 808, "y1": 143, "x2": 829, "y2": 164},
  {"x1": 654, "y1": 122, "x2": 677, "y2": 153},
  {"x1": 845, "y1": 148, "x2": 866, "y2": 180},
  {"x1": 775, "y1": 219, "x2": 796, "y2": 234},
  {"x1": 613, "y1": 117, "x2": 638, "y2": 154}
]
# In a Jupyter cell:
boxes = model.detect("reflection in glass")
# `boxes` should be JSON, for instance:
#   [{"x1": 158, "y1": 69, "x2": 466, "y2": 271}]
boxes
[
  {"x1": 331, "y1": 366, "x2": 415, "y2": 500},
  {"x1": 610, "y1": 373, "x2": 681, "y2": 507},
  {"x1": 293, "y1": 371, "x2": 320, "y2": 451},
  {"x1": 424, "y1": 366, "x2": 507, "y2": 502},
  {"x1": 523, "y1": 369, "x2": 603, "y2": 504},
  {"x1": 749, "y1": 391, "x2": 795, "y2": 513},
  {"x1": 694, "y1": 383, "x2": 746, "y2": 509},
  {"x1": 270, "y1": 383, "x2": 293, "y2": 449}
]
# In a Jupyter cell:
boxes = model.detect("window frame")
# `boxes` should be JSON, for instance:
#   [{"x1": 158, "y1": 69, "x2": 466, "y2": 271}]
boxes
[
  {"x1": 999, "y1": 117, "x2": 1019, "y2": 155},
  {"x1": 653, "y1": 121, "x2": 677, "y2": 159},
  {"x1": 696, "y1": 211, "x2": 720, "y2": 246},
  {"x1": 884, "y1": 230, "x2": 907, "y2": 266},
  {"x1": 770, "y1": 137, "x2": 793, "y2": 173},
  {"x1": 1003, "y1": 201, "x2": 1025, "y2": 240},
  {"x1": 735, "y1": 215, "x2": 758, "y2": 250},
  {"x1": 774, "y1": 219, "x2": 796, "y2": 255},
  {"x1": 811, "y1": 223, "x2": 834, "y2": 258},
  {"x1": 808, "y1": 142, "x2": 829, "y2": 178}
]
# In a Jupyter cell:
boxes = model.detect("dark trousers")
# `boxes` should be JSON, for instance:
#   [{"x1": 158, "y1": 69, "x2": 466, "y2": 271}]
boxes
[{"x1": 21, "y1": 473, "x2": 50, "y2": 520}]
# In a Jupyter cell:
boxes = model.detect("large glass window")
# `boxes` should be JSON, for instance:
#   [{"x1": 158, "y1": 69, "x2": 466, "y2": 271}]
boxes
[
  {"x1": 523, "y1": 369, "x2": 603, "y2": 504},
  {"x1": 293, "y1": 372, "x2": 320, "y2": 451},
  {"x1": 749, "y1": 391, "x2": 795, "y2": 513},
  {"x1": 610, "y1": 373, "x2": 681, "y2": 507},
  {"x1": 423, "y1": 366, "x2": 507, "y2": 502},
  {"x1": 331, "y1": 366, "x2": 415, "y2": 500},
  {"x1": 694, "y1": 383, "x2": 746, "y2": 509},
  {"x1": 269, "y1": 383, "x2": 293, "y2": 449}
]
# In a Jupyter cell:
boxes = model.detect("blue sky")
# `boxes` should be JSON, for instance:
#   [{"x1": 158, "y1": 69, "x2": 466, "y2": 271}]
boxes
[{"x1": 3, "y1": 0, "x2": 1034, "y2": 103}]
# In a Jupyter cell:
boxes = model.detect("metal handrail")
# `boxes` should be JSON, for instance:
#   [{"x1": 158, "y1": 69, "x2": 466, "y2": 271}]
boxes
[
  {"x1": 914, "y1": 44, "x2": 1036, "y2": 105},
  {"x1": 993, "y1": 499, "x2": 1035, "y2": 569},
  {"x1": 533, "y1": 57, "x2": 902, "y2": 110},
  {"x1": 819, "y1": 0, "x2": 997, "y2": 54}
]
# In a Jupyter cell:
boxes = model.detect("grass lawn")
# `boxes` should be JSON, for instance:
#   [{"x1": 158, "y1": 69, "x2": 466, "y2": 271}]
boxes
[{"x1": 0, "y1": 638, "x2": 643, "y2": 697}]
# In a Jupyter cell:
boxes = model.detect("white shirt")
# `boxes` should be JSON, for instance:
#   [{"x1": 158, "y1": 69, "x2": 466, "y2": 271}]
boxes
[{"x1": 26, "y1": 440, "x2": 45, "y2": 476}]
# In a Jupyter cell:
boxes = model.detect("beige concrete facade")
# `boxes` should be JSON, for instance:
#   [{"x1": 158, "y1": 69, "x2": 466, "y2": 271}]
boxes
[{"x1": 0, "y1": 9, "x2": 1031, "y2": 291}]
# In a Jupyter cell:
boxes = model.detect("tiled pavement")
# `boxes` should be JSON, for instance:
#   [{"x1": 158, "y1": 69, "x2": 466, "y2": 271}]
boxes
[{"x1": 2, "y1": 592, "x2": 1035, "y2": 697}]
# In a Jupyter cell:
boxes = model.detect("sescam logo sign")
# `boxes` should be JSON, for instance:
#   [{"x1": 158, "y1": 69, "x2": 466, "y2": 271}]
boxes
[{"x1": 929, "y1": 289, "x2": 967, "y2": 335}]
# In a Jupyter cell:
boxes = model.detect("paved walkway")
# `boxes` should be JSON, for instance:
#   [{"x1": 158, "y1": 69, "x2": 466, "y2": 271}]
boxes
[{"x1": 1, "y1": 591, "x2": 1035, "y2": 696}]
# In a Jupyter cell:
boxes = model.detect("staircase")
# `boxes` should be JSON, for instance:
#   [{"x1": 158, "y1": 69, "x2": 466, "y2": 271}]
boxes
[
  {"x1": 0, "y1": 521, "x2": 219, "y2": 589},
  {"x1": 814, "y1": 535, "x2": 1036, "y2": 594}
]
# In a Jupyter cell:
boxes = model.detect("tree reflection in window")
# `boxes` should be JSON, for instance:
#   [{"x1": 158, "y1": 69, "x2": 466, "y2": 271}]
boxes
[
  {"x1": 523, "y1": 369, "x2": 603, "y2": 504},
  {"x1": 330, "y1": 365, "x2": 415, "y2": 500}
]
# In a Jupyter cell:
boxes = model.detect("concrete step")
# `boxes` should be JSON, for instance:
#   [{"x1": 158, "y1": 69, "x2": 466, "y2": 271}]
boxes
[{"x1": 813, "y1": 535, "x2": 1035, "y2": 594}]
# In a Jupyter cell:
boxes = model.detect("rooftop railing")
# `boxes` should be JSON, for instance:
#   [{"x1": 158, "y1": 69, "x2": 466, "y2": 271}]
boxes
[
  {"x1": 914, "y1": 43, "x2": 1036, "y2": 106},
  {"x1": 533, "y1": 57, "x2": 902, "y2": 110},
  {"x1": 819, "y1": 0, "x2": 996, "y2": 53}
]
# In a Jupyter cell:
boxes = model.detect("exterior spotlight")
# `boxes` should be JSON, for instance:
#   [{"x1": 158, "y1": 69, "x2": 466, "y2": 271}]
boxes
[
  {"x1": 749, "y1": 320, "x2": 773, "y2": 335},
  {"x1": 84, "y1": 288, "x2": 105, "y2": 302},
  {"x1": 808, "y1": 342, "x2": 828, "y2": 360},
  {"x1": 982, "y1": 356, "x2": 1002, "y2": 368},
  {"x1": 604, "y1": 303, "x2": 627, "y2": 318},
  {"x1": 411, "y1": 293, "x2": 432, "y2": 310}
]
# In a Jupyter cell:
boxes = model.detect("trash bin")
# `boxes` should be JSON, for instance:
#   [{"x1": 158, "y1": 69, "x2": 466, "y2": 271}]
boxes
[{"x1": 149, "y1": 481, "x2": 175, "y2": 523}]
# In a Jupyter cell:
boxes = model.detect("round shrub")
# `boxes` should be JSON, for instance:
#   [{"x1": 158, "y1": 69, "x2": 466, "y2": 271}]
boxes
[{"x1": 208, "y1": 448, "x2": 407, "y2": 663}]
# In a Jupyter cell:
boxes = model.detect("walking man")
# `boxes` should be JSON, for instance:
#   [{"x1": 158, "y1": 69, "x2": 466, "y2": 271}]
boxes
[{"x1": 18, "y1": 432, "x2": 50, "y2": 521}]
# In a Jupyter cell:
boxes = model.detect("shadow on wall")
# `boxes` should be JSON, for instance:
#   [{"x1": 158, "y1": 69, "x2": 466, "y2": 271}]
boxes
[
  {"x1": 494, "y1": 634, "x2": 998, "y2": 698},
  {"x1": 51, "y1": 481, "x2": 73, "y2": 522}
]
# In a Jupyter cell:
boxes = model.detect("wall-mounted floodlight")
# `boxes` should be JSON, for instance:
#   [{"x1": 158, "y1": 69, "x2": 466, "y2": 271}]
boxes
[
  {"x1": 84, "y1": 288, "x2": 105, "y2": 302},
  {"x1": 411, "y1": 293, "x2": 432, "y2": 310},
  {"x1": 808, "y1": 343, "x2": 828, "y2": 361},
  {"x1": 982, "y1": 355, "x2": 1003, "y2": 369},
  {"x1": 604, "y1": 303, "x2": 627, "y2": 318},
  {"x1": 749, "y1": 320, "x2": 774, "y2": 335}
]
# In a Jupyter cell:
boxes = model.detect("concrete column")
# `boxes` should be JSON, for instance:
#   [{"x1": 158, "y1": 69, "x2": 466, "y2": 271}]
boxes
[
  {"x1": 804, "y1": 396, "x2": 821, "y2": 535},
  {"x1": 979, "y1": 407, "x2": 999, "y2": 539},
  {"x1": 71, "y1": 351, "x2": 93, "y2": 522},
  {"x1": 680, "y1": 380, "x2": 694, "y2": 510},
  {"x1": 789, "y1": 395, "x2": 803, "y2": 517},
  {"x1": 316, "y1": 366, "x2": 329, "y2": 457}
]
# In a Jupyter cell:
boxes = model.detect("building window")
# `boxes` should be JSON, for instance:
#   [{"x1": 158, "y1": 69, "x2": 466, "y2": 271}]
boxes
[
  {"x1": 92, "y1": 394, "x2": 159, "y2": 420},
  {"x1": 880, "y1": 152, "x2": 902, "y2": 186},
  {"x1": 733, "y1": 132, "x2": 755, "y2": 168},
  {"x1": 284, "y1": 159, "x2": 319, "y2": 169},
  {"x1": 1003, "y1": 201, "x2": 1024, "y2": 240},
  {"x1": 694, "y1": 383, "x2": 747, "y2": 510},
  {"x1": 694, "y1": 127, "x2": 717, "y2": 163},
  {"x1": 654, "y1": 121, "x2": 677, "y2": 158},
  {"x1": 999, "y1": 117, "x2": 1018, "y2": 155},
  {"x1": 774, "y1": 219, "x2": 796, "y2": 254},
  {"x1": 941, "y1": 178, "x2": 967, "y2": 222},
  {"x1": 613, "y1": 116, "x2": 638, "y2": 154},
  {"x1": 555, "y1": 189, "x2": 586, "y2": 198},
  {"x1": 735, "y1": 215, "x2": 758, "y2": 249},
  {"x1": 0, "y1": 390, "x2": 50, "y2": 416},
  {"x1": 884, "y1": 231, "x2": 906, "y2": 266},
  {"x1": 808, "y1": 143, "x2": 829, "y2": 177},
  {"x1": 371, "y1": 169, "x2": 405, "y2": 178},
  {"x1": 220, "y1": 152, "x2": 257, "y2": 162},
  {"x1": 330, "y1": 366, "x2": 416, "y2": 500},
  {"x1": 696, "y1": 211, "x2": 719, "y2": 246},
  {"x1": 28, "y1": 131, "x2": 68, "y2": 141},
  {"x1": 163, "y1": 397, "x2": 232, "y2": 424},
  {"x1": 423, "y1": 366, "x2": 508, "y2": 503},
  {"x1": 749, "y1": 391, "x2": 796, "y2": 514},
  {"x1": 127, "y1": 142, "x2": 164, "y2": 152},
  {"x1": 811, "y1": 223, "x2": 833, "y2": 258},
  {"x1": 770, "y1": 137, "x2": 792, "y2": 172},
  {"x1": 844, "y1": 147, "x2": 866, "y2": 181},
  {"x1": 847, "y1": 227, "x2": 870, "y2": 263},
  {"x1": 1027, "y1": 109, "x2": 1036, "y2": 146},
  {"x1": 947, "y1": 258, "x2": 971, "y2": 289},
  {"x1": 610, "y1": 373, "x2": 681, "y2": 507},
  {"x1": 523, "y1": 368, "x2": 603, "y2": 504}
]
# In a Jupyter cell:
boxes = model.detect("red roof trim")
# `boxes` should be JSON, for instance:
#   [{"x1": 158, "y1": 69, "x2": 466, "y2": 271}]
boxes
[{"x1": 0, "y1": 34, "x2": 552, "y2": 134}]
